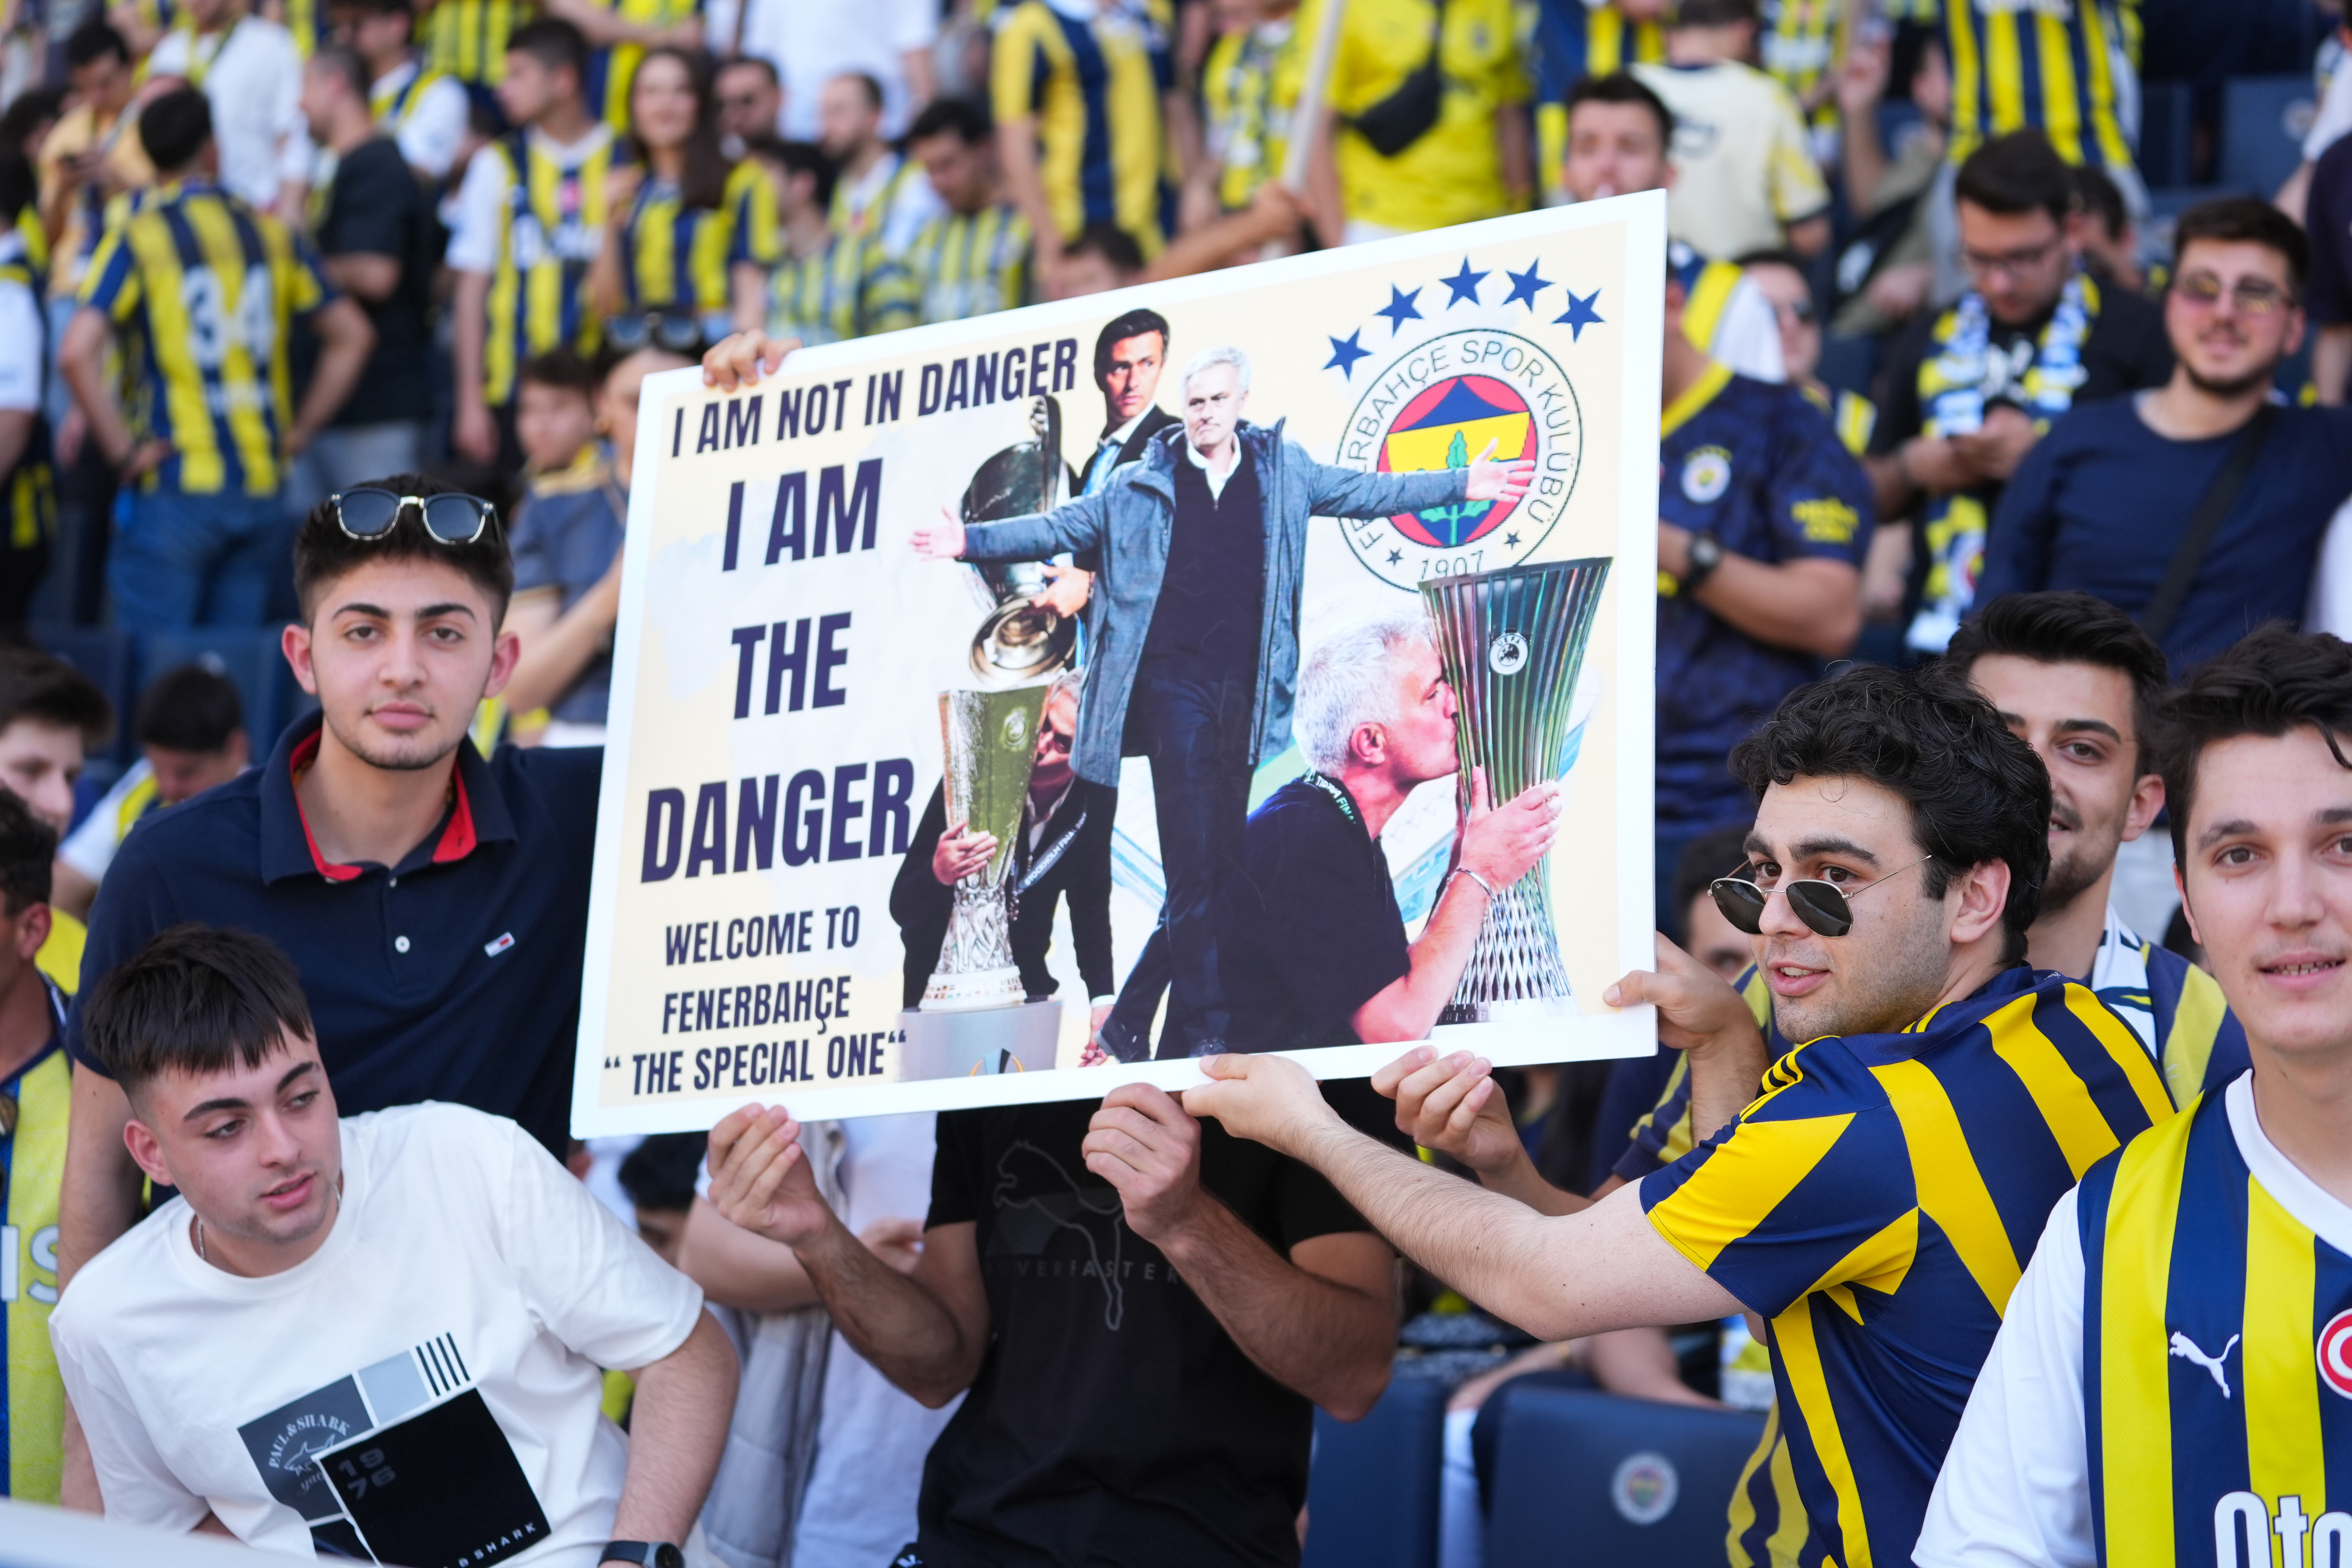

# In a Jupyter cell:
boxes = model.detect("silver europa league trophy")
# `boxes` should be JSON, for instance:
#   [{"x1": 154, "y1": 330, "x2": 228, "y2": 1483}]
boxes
[
  {"x1": 960, "y1": 396, "x2": 1078, "y2": 683},
  {"x1": 922, "y1": 685, "x2": 1050, "y2": 1011},
  {"x1": 1420, "y1": 557, "x2": 1614, "y2": 1024}
]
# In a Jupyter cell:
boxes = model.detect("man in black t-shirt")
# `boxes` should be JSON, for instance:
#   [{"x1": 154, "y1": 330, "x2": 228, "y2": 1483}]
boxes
[
  {"x1": 1862, "y1": 131, "x2": 2171, "y2": 655},
  {"x1": 1219, "y1": 613, "x2": 1563, "y2": 1053},
  {"x1": 706, "y1": 1076, "x2": 1405, "y2": 1568},
  {"x1": 295, "y1": 44, "x2": 439, "y2": 501}
]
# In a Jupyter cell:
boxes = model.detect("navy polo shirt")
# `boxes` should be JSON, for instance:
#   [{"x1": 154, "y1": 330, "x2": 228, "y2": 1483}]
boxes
[{"x1": 65, "y1": 713, "x2": 601, "y2": 1155}]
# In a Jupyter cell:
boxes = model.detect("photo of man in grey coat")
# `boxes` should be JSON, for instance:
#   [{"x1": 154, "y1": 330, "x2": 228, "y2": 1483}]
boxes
[{"x1": 913, "y1": 345, "x2": 1535, "y2": 1058}]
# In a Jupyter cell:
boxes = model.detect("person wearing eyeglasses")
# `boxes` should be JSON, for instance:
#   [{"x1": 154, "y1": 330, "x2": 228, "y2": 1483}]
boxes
[
  {"x1": 53, "y1": 475, "x2": 607, "y2": 1512},
  {"x1": 1191, "y1": 662, "x2": 2174, "y2": 1568},
  {"x1": 1862, "y1": 129, "x2": 2170, "y2": 658},
  {"x1": 1976, "y1": 197, "x2": 2352, "y2": 677},
  {"x1": 890, "y1": 670, "x2": 1115, "y2": 1025}
]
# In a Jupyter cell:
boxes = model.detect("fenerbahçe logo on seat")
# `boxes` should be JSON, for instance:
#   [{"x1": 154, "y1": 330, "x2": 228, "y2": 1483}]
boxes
[{"x1": 1325, "y1": 255, "x2": 1593, "y2": 591}]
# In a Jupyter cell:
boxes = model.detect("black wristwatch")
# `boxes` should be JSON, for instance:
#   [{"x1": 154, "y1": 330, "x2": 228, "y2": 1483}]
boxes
[
  {"x1": 1683, "y1": 530, "x2": 1724, "y2": 592},
  {"x1": 600, "y1": 1544, "x2": 684, "y2": 1568}
]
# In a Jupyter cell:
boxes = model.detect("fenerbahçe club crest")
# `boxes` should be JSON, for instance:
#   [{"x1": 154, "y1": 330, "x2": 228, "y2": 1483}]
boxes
[{"x1": 1323, "y1": 254, "x2": 1595, "y2": 591}]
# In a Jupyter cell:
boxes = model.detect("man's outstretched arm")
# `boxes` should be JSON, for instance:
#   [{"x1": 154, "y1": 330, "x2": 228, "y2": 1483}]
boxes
[{"x1": 1187, "y1": 1056, "x2": 1743, "y2": 1341}]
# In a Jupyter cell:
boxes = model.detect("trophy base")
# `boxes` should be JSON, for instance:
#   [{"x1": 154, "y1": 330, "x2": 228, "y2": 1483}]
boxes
[
  {"x1": 1437, "y1": 993, "x2": 1577, "y2": 1027},
  {"x1": 922, "y1": 965, "x2": 1027, "y2": 1011}
]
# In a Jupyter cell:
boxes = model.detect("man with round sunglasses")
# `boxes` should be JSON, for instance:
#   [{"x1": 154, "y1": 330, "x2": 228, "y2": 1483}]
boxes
[
  {"x1": 54, "y1": 475, "x2": 604, "y2": 1510},
  {"x1": 1189, "y1": 664, "x2": 2174, "y2": 1568}
]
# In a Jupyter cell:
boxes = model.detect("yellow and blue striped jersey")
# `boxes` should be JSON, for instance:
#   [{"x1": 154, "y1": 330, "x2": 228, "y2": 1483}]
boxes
[
  {"x1": 616, "y1": 175, "x2": 733, "y2": 331},
  {"x1": 581, "y1": 0, "x2": 702, "y2": 132},
  {"x1": 725, "y1": 158, "x2": 780, "y2": 270},
  {"x1": 869, "y1": 202, "x2": 1032, "y2": 332},
  {"x1": 1801, "y1": 381, "x2": 1878, "y2": 457},
  {"x1": 1933, "y1": 0, "x2": 2137, "y2": 173},
  {"x1": 372, "y1": 58, "x2": 454, "y2": 135},
  {"x1": 1534, "y1": 0, "x2": 1666, "y2": 201},
  {"x1": 1202, "y1": 16, "x2": 1308, "y2": 211},
  {"x1": 1641, "y1": 966, "x2": 2171, "y2": 1568},
  {"x1": 425, "y1": 0, "x2": 523, "y2": 84},
  {"x1": 1760, "y1": 0, "x2": 1855, "y2": 131},
  {"x1": 480, "y1": 131, "x2": 622, "y2": 407},
  {"x1": 77, "y1": 180, "x2": 332, "y2": 497},
  {"x1": 0, "y1": 244, "x2": 54, "y2": 572},
  {"x1": 2, "y1": 985, "x2": 70, "y2": 1502},
  {"x1": 991, "y1": 0, "x2": 1176, "y2": 257},
  {"x1": 2076, "y1": 1079, "x2": 2352, "y2": 1566},
  {"x1": 276, "y1": 0, "x2": 322, "y2": 55},
  {"x1": 766, "y1": 236, "x2": 862, "y2": 347}
]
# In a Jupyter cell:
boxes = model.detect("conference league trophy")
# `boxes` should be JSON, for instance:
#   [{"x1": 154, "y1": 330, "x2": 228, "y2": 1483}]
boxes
[
  {"x1": 1420, "y1": 557, "x2": 1613, "y2": 1024},
  {"x1": 921, "y1": 685, "x2": 1049, "y2": 1011},
  {"x1": 960, "y1": 395, "x2": 1078, "y2": 684}
]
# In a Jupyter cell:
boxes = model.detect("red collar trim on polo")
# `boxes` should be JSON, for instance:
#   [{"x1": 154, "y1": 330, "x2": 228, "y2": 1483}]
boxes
[{"x1": 287, "y1": 729, "x2": 479, "y2": 878}]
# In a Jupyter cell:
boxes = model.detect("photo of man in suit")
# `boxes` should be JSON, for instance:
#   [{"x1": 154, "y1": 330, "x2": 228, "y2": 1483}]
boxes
[
  {"x1": 1033, "y1": 309, "x2": 1184, "y2": 624},
  {"x1": 912, "y1": 345, "x2": 1534, "y2": 1058},
  {"x1": 890, "y1": 672, "x2": 1116, "y2": 1019}
]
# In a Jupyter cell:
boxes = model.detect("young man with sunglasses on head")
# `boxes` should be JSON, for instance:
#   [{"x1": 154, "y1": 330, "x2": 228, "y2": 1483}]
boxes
[
  {"x1": 54, "y1": 476, "x2": 604, "y2": 1507},
  {"x1": 1192, "y1": 664, "x2": 2175, "y2": 1568},
  {"x1": 1976, "y1": 198, "x2": 2352, "y2": 675},
  {"x1": 1918, "y1": 625, "x2": 2352, "y2": 1568}
]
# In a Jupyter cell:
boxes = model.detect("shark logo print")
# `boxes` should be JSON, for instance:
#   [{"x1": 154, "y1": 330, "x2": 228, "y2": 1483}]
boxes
[
  {"x1": 992, "y1": 1140, "x2": 1127, "y2": 1330},
  {"x1": 2171, "y1": 1330, "x2": 2241, "y2": 1397}
]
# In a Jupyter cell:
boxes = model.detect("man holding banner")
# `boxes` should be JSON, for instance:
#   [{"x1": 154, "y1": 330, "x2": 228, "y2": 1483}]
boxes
[{"x1": 909, "y1": 344, "x2": 1534, "y2": 1059}]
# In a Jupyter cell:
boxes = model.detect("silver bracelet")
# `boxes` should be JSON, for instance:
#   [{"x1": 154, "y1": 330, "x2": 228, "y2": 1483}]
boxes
[{"x1": 1450, "y1": 867, "x2": 1499, "y2": 901}]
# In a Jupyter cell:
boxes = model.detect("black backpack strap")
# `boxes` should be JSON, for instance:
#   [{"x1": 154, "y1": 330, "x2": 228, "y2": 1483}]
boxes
[{"x1": 2138, "y1": 403, "x2": 2277, "y2": 647}]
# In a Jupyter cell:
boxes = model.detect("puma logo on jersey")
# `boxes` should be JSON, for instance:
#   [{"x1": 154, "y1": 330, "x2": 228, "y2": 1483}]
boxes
[{"x1": 2171, "y1": 1330, "x2": 2241, "y2": 1397}]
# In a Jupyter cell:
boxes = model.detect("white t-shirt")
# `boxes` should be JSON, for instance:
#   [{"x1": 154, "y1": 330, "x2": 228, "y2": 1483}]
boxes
[
  {"x1": 790, "y1": 1112, "x2": 960, "y2": 1566},
  {"x1": 372, "y1": 58, "x2": 473, "y2": 181},
  {"x1": 51, "y1": 1103, "x2": 704, "y2": 1566},
  {"x1": 446, "y1": 125, "x2": 615, "y2": 275},
  {"x1": 147, "y1": 17, "x2": 312, "y2": 211},
  {"x1": 1915, "y1": 1073, "x2": 2352, "y2": 1568},
  {"x1": 1635, "y1": 59, "x2": 1831, "y2": 263},
  {"x1": 735, "y1": 0, "x2": 937, "y2": 141},
  {"x1": 2308, "y1": 492, "x2": 2352, "y2": 641},
  {"x1": 0, "y1": 231, "x2": 41, "y2": 416}
]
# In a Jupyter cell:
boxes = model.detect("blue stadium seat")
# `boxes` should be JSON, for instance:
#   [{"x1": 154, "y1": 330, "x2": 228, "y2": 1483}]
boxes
[
  {"x1": 2219, "y1": 74, "x2": 2316, "y2": 198},
  {"x1": 2139, "y1": 80, "x2": 2196, "y2": 189},
  {"x1": 33, "y1": 625, "x2": 138, "y2": 767},
  {"x1": 138, "y1": 627, "x2": 309, "y2": 753},
  {"x1": 1484, "y1": 1386, "x2": 1766, "y2": 1566},
  {"x1": 1301, "y1": 1373, "x2": 1450, "y2": 1568}
]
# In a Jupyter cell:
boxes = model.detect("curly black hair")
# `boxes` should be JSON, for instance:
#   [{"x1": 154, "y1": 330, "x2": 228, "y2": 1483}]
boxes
[
  {"x1": 2156, "y1": 623, "x2": 2352, "y2": 862},
  {"x1": 1730, "y1": 664, "x2": 2051, "y2": 963}
]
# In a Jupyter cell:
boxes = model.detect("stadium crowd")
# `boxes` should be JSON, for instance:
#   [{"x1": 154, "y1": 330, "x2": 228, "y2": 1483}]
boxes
[{"x1": 0, "y1": 0, "x2": 2349, "y2": 1564}]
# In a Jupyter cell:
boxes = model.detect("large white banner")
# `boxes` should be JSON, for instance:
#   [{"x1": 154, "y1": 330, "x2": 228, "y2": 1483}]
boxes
[{"x1": 572, "y1": 192, "x2": 1667, "y2": 1132}]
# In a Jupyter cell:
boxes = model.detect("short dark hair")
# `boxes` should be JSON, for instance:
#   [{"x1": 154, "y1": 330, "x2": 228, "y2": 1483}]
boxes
[
  {"x1": 1734, "y1": 247, "x2": 1808, "y2": 276},
  {"x1": 134, "y1": 662, "x2": 245, "y2": 755},
  {"x1": 831, "y1": 70, "x2": 884, "y2": 112},
  {"x1": 0, "y1": 788, "x2": 56, "y2": 915},
  {"x1": 1067, "y1": 222, "x2": 1145, "y2": 278},
  {"x1": 82, "y1": 924, "x2": 317, "y2": 1097},
  {"x1": 1565, "y1": 72, "x2": 1674, "y2": 151},
  {"x1": 292, "y1": 472, "x2": 515, "y2": 623},
  {"x1": 308, "y1": 42, "x2": 371, "y2": 103},
  {"x1": 0, "y1": 88, "x2": 62, "y2": 157},
  {"x1": 0, "y1": 647, "x2": 113, "y2": 747},
  {"x1": 1672, "y1": 0, "x2": 1758, "y2": 25},
  {"x1": 1731, "y1": 664, "x2": 2051, "y2": 964},
  {"x1": 1673, "y1": 822, "x2": 1752, "y2": 919},
  {"x1": 1944, "y1": 591, "x2": 2169, "y2": 772},
  {"x1": 506, "y1": 17, "x2": 587, "y2": 82},
  {"x1": 763, "y1": 137, "x2": 836, "y2": 210},
  {"x1": 907, "y1": 95, "x2": 989, "y2": 147},
  {"x1": 65, "y1": 19, "x2": 131, "y2": 68},
  {"x1": 618, "y1": 1132, "x2": 707, "y2": 1213},
  {"x1": 0, "y1": 149, "x2": 31, "y2": 226},
  {"x1": 344, "y1": 0, "x2": 418, "y2": 20},
  {"x1": 519, "y1": 345, "x2": 598, "y2": 401},
  {"x1": 1954, "y1": 129, "x2": 2074, "y2": 226},
  {"x1": 1093, "y1": 305, "x2": 1169, "y2": 379},
  {"x1": 2173, "y1": 195, "x2": 2311, "y2": 301},
  {"x1": 137, "y1": 87, "x2": 213, "y2": 175},
  {"x1": 2156, "y1": 624, "x2": 2352, "y2": 863},
  {"x1": 719, "y1": 55, "x2": 779, "y2": 89},
  {"x1": 2069, "y1": 163, "x2": 2127, "y2": 242}
]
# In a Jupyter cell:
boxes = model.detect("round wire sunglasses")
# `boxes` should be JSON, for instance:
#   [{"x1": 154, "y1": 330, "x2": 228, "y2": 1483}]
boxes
[
  {"x1": 330, "y1": 488, "x2": 500, "y2": 546},
  {"x1": 1710, "y1": 856, "x2": 1935, "y2": 939}
]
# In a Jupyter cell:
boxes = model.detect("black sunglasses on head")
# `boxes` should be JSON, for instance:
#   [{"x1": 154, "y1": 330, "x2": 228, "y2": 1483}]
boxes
[
  {"x1": 1709, "y1": 856, "x2": 1935, "y2": 939},
  {"x1": 606, "y1": 308, "x2": 705, "y2": 355},
  {"x1": 331, "y1": 488, "x2": 499, "y2": 546}
]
